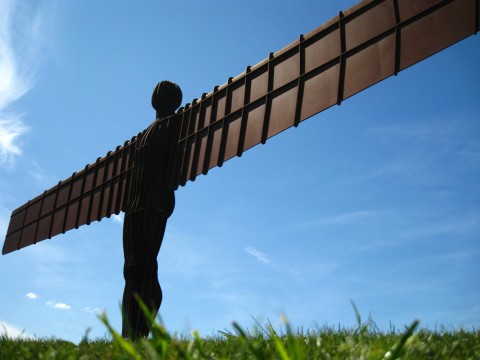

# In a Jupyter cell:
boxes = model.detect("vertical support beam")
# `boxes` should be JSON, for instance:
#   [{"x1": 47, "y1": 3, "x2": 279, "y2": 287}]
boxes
[
  {"x1": 476, "y1": 0, "x2": 479, "y2": 33},
  {"x1": 17, "y1": 201, "x2": 30, "y2": 250},
  {"x1": 337, "y1": 11, "x2": 346, "y2": 106},
  {"x1": 75, "y1": 165, "x2": 89, "y2": 228},
  {"x1": 33, "y1": 192, "x2": 46, "y2": 244},
  {"x1": 237, "y1": 66, "x2": 251, "y2": 157},
  {"x1": 294, "y1": 34, "x2": 306, "y2": 127},
  {"x1": 261, "y1": 52, "x2": 275, "y2": 144},
  {"x1": 86, "y1": 159, "x2": 101, "y2": 225},
  {"x1": 217, "y1": 77, "x2": 234, "y2": 167},
  {"x1": 202, "y1": 86, "x2": 220, "y2": 175},
  {"x1": 393, "y1": 0, "x2": 401, "y2": 75},
  {"x1": 47, "y1": 182, "x2": 61, "y2": 239}
]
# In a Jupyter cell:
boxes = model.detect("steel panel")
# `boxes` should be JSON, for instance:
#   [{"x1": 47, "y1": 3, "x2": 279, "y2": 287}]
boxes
[
  {"x1": 64, "y1": 200, "x2": 80, "y2": 232},
  {"x1": 208, "y1": 122, "x2": 224, "y2": 170},
  {"x1": 304, "y1": 29, "x2": 340, "y2": 73},
  {"x1": 398, "y1": 0, "x2": 445, "y2": 21},
  {"x1": 36, "y1": 215, "x2": 52, "y2": 242},
  {"x1": 193, "y1": 131, "x2": 209, "y2": 177},
  {"x1": 300, "y1": 64, "x2": 340, "y2": 121},
  {"x1": 40, "y1": 192, "x2": 56, "y2": 216},
  {"x1": 250, "y1": 70, "x2": 268, "y2": 103},
  {"x1": 231, "y1": 84, "x2": 245, "y2": 113},
  {"x1": 268, "y1": 86, "x2": 298, "y2": 138},
  {"x1": 223, "y1": 115, "x2": 242, "y2": 162},
  {"x1": 400, "y1": 0, "x2": 475, "y2": 70},
  {"x1": 19, "y1": 223, "x2": 36, "y2": 249},
  {"x1": 244, "y1": 104, "x2": 266, "y2": 151},
  {"x1": 345, "y1": 0, "x2": 396, "y2": 51},
  {"x1": 273, "y1": 53, "x2": 300, "y2": 90},
  {"x1": 50, "y1": 208, "x2": 66, "y2": 237},
  {"x1": 344, "y1": 33, "x2": 396, "y2": 98}
]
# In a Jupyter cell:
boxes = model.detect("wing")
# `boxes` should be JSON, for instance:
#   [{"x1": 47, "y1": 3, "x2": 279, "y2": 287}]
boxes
[
  {"x1": 3, "y1": 0, "x2": 477, "y2": 255},
  {"x1": 2, "y1": 135, "x2": 141, "y2": 255},
  {"x1": 168, "y1": 0, "x2": 478, "y2": 189}
]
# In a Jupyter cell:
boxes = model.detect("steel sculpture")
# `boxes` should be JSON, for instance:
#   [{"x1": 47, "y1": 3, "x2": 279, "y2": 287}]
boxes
[{"x1": 3, "y1": 0, "x2": 478, "y2": 338}]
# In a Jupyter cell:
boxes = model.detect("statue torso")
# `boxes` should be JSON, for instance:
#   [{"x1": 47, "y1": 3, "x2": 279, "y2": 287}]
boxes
[{"x1": 127, "y1": 119, "x2": 175, "y2": 216}]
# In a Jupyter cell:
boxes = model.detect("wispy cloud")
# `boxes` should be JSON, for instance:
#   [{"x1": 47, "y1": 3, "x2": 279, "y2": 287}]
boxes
[
  {"x1": 366, "y1": 118, "x2": 480, "y2": 183},
  {"x1": 0, "y1": 118, "x2": 28, "y2": 165},
  {"x1": 29, "y1": 160, "x2": 54, "y2": 187},
  {"x1": 0, "y1": 0, "x2": 51, "y2": 165},
  {"x1": 46, "y1": 301, "x2": 71, "y2": 310},
  {"x1": 25, "y1": 292, "x2": 38, "y2": 300},
  {"x1": 369, "y1": 118, "x2": 480, "y2": 149},
  {"x1": 23, "y1": 241, "x2": 72, "y2": 289},
  {"x1": 369, "y1": 120, "x2": 461, "y2": 144},
  {"x1": 245, "y1": 246, "x2": 273, "y2": 265},
  {"x1": 293, "y1": 210, "x2": 376, "y2": 229},
  {"x1": 400, "y1": 213, "x2": 480, "y2": 240}
]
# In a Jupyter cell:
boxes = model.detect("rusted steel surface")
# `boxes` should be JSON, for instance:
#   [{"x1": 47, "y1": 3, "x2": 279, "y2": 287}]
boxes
[
  {"x1": 3, "y1": 0, "x2": 478, "y2": 255},
  {"x1": 170, "y1": 0, "x2": 478, "y2": 188},
  {"x1": 2, "y1": 139, "x2": 137, "y2": 254}
]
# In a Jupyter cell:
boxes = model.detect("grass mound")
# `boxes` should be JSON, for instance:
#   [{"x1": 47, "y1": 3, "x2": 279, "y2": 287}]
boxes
[{"x1": 1, "y1": 303, "x2": 478, "y2": 359}]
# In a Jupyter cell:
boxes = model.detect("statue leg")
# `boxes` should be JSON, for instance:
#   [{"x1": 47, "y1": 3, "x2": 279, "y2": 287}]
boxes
[{"x1": 122, "y1": 209, "x2": 167, "y2": 338}]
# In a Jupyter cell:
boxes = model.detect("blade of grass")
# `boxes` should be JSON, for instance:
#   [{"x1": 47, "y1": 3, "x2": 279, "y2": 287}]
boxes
[
  {"x1": 382, "y1": 319, "x2": 420, "y2": 360},
  {"x1": 272, "y1": 334, "x2": 291, "y2": 360},
  {"x1": 98, "y1": 312, "x2": 142, "y2": 360},
  {"x1": 350, "y1": 299, "x2": 362, "y2": 330},
  {"x1": 251, "y1": 315, "x2": 269, "y2": 337}
]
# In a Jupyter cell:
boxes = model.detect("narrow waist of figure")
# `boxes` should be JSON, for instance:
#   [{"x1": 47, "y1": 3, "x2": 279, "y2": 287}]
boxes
[
  {"x1": 124, "y1": 262, "x2": 158, "y2": 270},
  {"x1": 123, "y1": 262, "x2": 158, "y2": 279}
]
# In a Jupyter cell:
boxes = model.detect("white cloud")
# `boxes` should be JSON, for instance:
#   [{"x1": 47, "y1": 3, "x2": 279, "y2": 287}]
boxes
[
  {"x1": 46, "y1": 301, "x2": 71, "y2": 310},
  {"x1": 112, "y1": 213, "x2": 124, "y2": 225},
  {"x1": 25, "y1": 292, "x2": 38, "y2": 300},
  {"x1": 245, "y1": 246, "x2": 272, "y2": 265},
  {"x1": 83, "y1": 306, "x2": 101, "y2": 315},
  {"x1": 0, "y1": 118, "x2": 28, "y2": 164},
  {"x1": 0, "y1": 321, "x2": 34, "y2": 339},
  {"x1": 0, "y1": 0, "x2": 51, "y2": 165}
]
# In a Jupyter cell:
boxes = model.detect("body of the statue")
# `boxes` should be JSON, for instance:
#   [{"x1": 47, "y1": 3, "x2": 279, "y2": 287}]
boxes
[{"x1": 122, "y1": 81, "x2": 182, "y2": 338}]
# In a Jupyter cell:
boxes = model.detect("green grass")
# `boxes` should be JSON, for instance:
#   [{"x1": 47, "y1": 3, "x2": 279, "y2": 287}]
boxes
[{"x1": 1, "y1": 305, "x2": 479, "y2": 359}]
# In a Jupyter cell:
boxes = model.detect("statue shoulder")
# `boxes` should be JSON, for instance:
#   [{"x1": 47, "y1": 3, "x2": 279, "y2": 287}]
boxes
[{"x1": 139, "y1": 119, "x2": 168, "y2": 147}]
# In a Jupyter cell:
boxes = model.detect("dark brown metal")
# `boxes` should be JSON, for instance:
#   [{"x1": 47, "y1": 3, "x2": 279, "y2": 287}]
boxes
[
  {"x1": 337, "y1": 11, "x2": 346, "y2": 106},
  {"x1": 171, "y1": 0, "x2": 477, "y2": 189},
  {"x1": 393, "y1": 0, "x2": 402, "y2": 76},
  {"x1": 121, "y1": 81, "x2": 182, "y2": 338},
  {"x1": 476, "y1": 0, "x2": 479, "y2": 33},
  {"x1": 261, "y1": 53, "x2": 275, "y2": 145},
  {"x1": 2, "y1": 140, "x2": 137, "y2": 254},
  {"x1": 294, "y1": 34, "x2": 306, "y2": 128}
]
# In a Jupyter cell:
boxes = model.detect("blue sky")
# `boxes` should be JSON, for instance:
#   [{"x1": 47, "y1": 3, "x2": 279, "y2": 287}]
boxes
[{"x1": 0, "y1": 0, "x2": 479, "y2": 343}]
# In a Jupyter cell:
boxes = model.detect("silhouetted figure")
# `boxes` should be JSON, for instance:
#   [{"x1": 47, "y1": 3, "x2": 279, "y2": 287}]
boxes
[{"x1": 122, "y1": 81, "x2": 182, "y2": 338}]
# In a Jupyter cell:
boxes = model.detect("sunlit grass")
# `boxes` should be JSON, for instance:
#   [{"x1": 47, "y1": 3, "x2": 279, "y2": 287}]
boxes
[{"x1": 1, "y1": 302, "x2": 479, "y2": 359}]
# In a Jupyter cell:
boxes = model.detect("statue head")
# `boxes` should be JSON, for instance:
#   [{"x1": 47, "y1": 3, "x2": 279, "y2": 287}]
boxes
[{"x1": 151, "y1": 81, "x2": 183, "y2": 118}]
